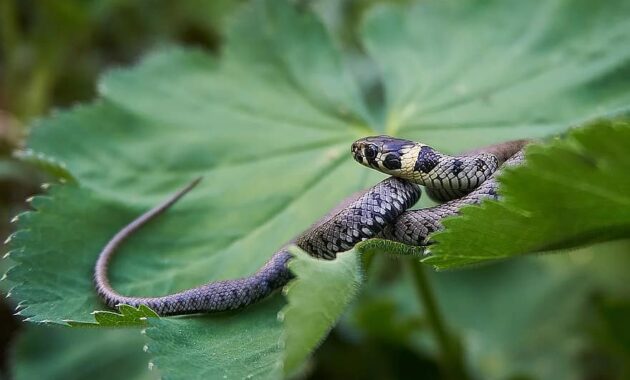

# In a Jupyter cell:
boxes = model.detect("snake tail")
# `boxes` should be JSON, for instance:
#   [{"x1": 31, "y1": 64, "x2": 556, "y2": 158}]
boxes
[{"x1": 94, "y1": 178, "x2": 293, "y2": 315}]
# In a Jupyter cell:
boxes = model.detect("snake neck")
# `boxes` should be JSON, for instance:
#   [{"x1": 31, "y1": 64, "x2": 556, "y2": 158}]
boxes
[{"x1": 398, "y1": 144, "x2": 499, "y2": 191}]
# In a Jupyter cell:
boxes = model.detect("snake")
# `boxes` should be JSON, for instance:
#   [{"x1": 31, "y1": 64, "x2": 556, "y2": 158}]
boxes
[{"x1": 94, "y1": 136, "x2": 529, "y2": 315}]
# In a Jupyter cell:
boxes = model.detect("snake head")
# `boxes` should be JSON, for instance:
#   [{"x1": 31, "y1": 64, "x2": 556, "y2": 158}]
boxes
[{"x1": 351, "y1": 135, "x2": 416, "y2": 174}]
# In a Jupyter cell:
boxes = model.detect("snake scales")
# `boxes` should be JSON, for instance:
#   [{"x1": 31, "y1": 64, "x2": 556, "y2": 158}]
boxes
[{"x1": 94, "y1": 136, "x2": 529, "y2": 315}]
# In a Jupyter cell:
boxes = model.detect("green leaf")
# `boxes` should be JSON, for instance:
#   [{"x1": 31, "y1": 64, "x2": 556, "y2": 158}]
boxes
[
  {"x1": 6, "y1": 2, "x2": 370, "y2": 324},
  {"x1": 11, "y1": 325, "x2": 157, "y2": 380},
  {"x1": 7, "y1": 184, "x2": 153, "y2": 324},
  {"x1": 68, "y1": 305, "x2": 159, "y2": 328},
  {"x1": 281, "y1": 247, "x2": 362, "y2": 376},
  {"x1": 5, "y1": 0, "x2": 630, "y2": 378},
  {"x1": 362, "y1": 0, "x2": 630, "y2": 142},
  {"x1": 13, "y1": 149, "x2": 76, "y2": 183},
  {"x1": 425, "y1": 117, "x2": 630, "y2": 269},
  {"x1": 145, "y1": 296, "x2": 285, "y2": 380}
]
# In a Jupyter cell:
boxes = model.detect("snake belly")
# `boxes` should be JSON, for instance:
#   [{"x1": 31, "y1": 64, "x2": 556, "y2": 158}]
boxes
[{"x1": 94, "y1": 137, "x2": 527, "y2": 315}]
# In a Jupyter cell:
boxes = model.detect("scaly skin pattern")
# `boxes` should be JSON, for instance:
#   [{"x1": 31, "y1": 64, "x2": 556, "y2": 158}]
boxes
[
  {"x1": 351, "y1": 136, "x2": 529, "y2": 202},
  {"x1": 94, "y1": 178, "x2": 294, "y2": 315},
  {"x1": 94, "y1": 177, "x2": 420, "y2": 315},
  {"x1": 94, "y1": 137, "x2": 528, "y2": 315},
  {"x1": 96, "y1": 249, "x2": 293, "y2": 315},
  {"x1": 380, "y1": 150, "x2": 526, "y2": 246},
  {"x1": 296, "y1": 177, "x2": 421, "y2": 259}
]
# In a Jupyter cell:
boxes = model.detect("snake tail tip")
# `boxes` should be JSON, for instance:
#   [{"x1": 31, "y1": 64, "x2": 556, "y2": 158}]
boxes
[{"x1": 181, "y1": 176, "x2": 204, "y2": 193}]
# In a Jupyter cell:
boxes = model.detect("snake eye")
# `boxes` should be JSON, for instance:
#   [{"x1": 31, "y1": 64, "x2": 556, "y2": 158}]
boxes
[{"x1": 363, "y1": 144, "x2": 378, "y2": 160}]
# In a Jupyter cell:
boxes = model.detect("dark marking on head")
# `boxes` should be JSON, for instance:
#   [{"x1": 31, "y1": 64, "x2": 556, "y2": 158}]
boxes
[
  {"x1": 451, "y1": 159, "x2": 463, "y2": 175},
  {"x1": 383, "y1": 153, "x2": 401, "y2": 170},
  {"x1": 414, "y1": 146, "x2": 439, "y2": 173},
  {"x1": 363, "y1": 143, "x2": 379, "y2": 167}
]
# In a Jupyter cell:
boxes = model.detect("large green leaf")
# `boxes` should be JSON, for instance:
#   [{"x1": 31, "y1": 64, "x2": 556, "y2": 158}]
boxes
[
  {"x1": 11, "y1": 325, "x2": 157, "y2": 380},
  {"x1": 6, "y1": 5, "x2": 369, "y2": 324},
  {"x1": 363, "y1": 0, "x2": 630, "y2": 143},
  {"x1": 4, "y1": 0, "x2": 630, "y2": 378},
  {"x1": 145, "y1": 297, "x2": 285, "y2": 380},
  {"x1": 281, "y1": 248, "x2": 362, "y2": 376},
  {"x1": 424, "y1": 118, "x2": 630, "y2": 268}
]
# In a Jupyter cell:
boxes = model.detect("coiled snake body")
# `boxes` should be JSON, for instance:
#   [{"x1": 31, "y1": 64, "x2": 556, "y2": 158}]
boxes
[{"x1": 95, "y1": 136, "x2": 529, "y2": 315}]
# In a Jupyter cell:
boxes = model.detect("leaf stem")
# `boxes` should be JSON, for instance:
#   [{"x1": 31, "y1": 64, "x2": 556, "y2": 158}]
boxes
[{"x1": 408, "y1": 260, "x2": 469, "y2": 380}]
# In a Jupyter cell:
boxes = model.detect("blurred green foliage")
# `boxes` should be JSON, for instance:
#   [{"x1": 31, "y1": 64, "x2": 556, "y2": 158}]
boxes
[{"x1": 0, "y1": 0, "x2": 242, "y2": 119}]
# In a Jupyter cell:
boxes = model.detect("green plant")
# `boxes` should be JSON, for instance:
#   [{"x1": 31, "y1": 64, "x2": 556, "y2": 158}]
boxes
[{"x1": 4, "y1": 1, "x2": 630, "y2": 379}]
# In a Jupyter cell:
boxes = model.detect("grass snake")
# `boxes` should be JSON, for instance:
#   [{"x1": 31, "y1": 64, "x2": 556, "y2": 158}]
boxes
[{"x1": 94, "y1": 136, "x2": 529, "y2": 315}]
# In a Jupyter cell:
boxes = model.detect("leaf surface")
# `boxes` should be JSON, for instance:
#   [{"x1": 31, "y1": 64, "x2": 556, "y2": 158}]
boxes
[
  {"x1": 145, "y1": 297, "x2": 285, "y2": 380},
  {"x1": 281, "y1": 248, "x2": 362, "y2": 375},
  {"x1": 68, "y1": 305, "x2": 159, "y2": 327},
  {"x1": 11, "y1": 325, "x2": 157, "y2": 380}
]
